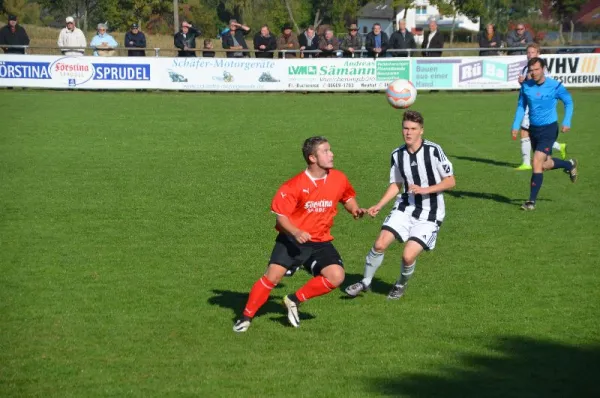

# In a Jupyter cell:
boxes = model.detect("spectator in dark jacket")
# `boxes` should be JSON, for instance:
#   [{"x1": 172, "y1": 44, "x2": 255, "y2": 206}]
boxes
[
  {"x1": 389, "y1": 20, "x2": 416, "y2": 57},
  {"x1": 506, "y1": 23, "x2": 534, "y2": 55},
  {"x1": 340, "y1": 24, "x2": 361, "y2": 58},
  {"x1": 365, "y1": 23, "x2": 389, "y2": 58},
  {"x1": 298, "y1": 26, "x2": 319, "y2": 58},
  {"x1": 0, "y1": 15, "x2": 30, "y2": 54},
  {"x1": 222, "y1": 19, "x2": 251, "y2": 58},
  {"x1": 422, "y1": 19, "x2": 444, "y2": 57},
  {"x1": 277, "y1": 24, "x2": 300, "y2": 58},
  {"x1": 125, "y1": 23, "x2": 146, "y2": 56},
  {"x1": 318, "y1": 29, "x2": 340, "y2": 58},
  {"x1": 202, "y1": 39, "x2": 215, "y2": 57},
  {"x1": 254, "y1": 25, "x2": 277, "y2": 58},
  {"x1": 478, "y1": 23, "x2": 502, "y2": 56},
  {"x1": 174, "y1": 21, "x2": 201, "y2": 57}
]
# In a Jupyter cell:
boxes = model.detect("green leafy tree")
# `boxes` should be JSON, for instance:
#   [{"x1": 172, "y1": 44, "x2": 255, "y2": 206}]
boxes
[
  {"x1": 430, "y1": 0, "x2": 484, "y2": 43},
  {"x1": 551, "y1": 0, "x2": 586, "y2": 43}
]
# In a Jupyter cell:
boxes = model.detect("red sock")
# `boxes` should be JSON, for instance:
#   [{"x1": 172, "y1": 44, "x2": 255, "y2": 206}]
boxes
[
  {"x1": 243, "y1": 276, "x2": 276, "y2": 318},
  {"x1": 294, "y1": 276, "x2": 335, "y2": 303}
]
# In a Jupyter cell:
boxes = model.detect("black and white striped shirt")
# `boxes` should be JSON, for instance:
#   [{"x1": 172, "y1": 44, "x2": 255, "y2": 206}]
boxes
[{"x1": 389, "y1": 140, "x2": 454, "y2": 223}]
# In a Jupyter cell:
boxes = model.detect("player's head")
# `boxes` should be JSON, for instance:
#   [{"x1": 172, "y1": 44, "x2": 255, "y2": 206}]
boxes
[
  {"x1": 402, "y1": 110, "x2": 424, "y2": 146},
  {"x1": 302, "y1": 136, "x2": 333, "y2": 169},
  {"x1": 526, "y1": 43, "x2": 540, "y2": 60},
  {"x1": 527, "y1": 57, "x2": 546, "y2": 82}
]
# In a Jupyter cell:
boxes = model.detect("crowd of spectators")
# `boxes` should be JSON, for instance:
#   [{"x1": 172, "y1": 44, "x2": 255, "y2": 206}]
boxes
[{"x1": 1, "y1": 14, "x2": 598, "y2": 58}]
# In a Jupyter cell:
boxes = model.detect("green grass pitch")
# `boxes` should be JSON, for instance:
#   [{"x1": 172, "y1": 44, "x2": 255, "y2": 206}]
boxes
[{"x1": 1, "y1": 89, "x2": 599, "y2": 397}]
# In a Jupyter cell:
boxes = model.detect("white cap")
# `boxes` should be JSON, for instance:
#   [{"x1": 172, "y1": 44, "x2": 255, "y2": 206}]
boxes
[{"x1": 66, "y1": 16, "x2": 74, "y2": 23}]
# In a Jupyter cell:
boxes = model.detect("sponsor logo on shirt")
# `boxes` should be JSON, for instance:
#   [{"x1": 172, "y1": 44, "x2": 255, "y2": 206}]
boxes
[{"x1": 304, "y1": 199, "x2": 333, "y2": 213}]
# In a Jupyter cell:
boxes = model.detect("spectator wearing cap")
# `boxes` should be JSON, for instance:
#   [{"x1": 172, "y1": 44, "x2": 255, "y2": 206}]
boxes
[
  {"x1": 174, "y1": 21, "x2": 201, "y2": 57},
  {"x1": 90, "y1": 23, "x2": 118, "y2": 56},
  {"x1": 125, "y1": 23, "x2": 146, "y2": 56},
  {"x1": 365, "y1": 23, "x2": 389, "y2": 58},
  {"x1": 222, "y1": 19, "x2": 250, "y2": 58},
  {"x1": 341, "y1": 24, "x2": 361, "y2": 58},
  {"x1": 478, "y1": 23, "x2": 501, "y2": 56},
  {"x1": 298, "y1": 26, "x2": 319, "y2": 58},
  {"x1": 254, "y1": 25, "x2": 277, "y2": 59},
  {"x1": 0, "y1": 15, "x2": 30, "y2": 54},
  {"x1": 318, "y1": 29, "x2": 340, "y2": 58},
  {"x1": 277, "y1": 24, "x2": 299, "y2": 58},
  {"x1": 389, "y1": 19, "x2": 416, "y2": 57},
  {"x1": 506, "y1": 23, "x2": 534, "y2": 55},
  {"x1": 57, "y1": 16, "x2": 86, "y2": 56}
]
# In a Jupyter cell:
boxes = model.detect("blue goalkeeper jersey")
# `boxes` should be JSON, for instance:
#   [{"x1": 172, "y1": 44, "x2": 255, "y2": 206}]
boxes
[{"x1": 512, "y1": 77, "x2": 574, "y2": 130}]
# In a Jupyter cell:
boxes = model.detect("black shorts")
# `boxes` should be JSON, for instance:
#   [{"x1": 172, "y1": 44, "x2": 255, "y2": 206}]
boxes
[
  {"x1": 529, "y1": 122, "x2": 559, "y2": 155},
  {"x1": 268, "y1": 233, "x2": 343, "y2": 276}
]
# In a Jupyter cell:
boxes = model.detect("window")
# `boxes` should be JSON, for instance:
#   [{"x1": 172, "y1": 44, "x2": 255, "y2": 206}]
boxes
[{"x1": 416, "y1": 6, "x2": 427, "y2": 15}]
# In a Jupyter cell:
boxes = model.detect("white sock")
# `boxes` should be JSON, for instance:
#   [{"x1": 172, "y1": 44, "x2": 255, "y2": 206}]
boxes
[
  {"x1": 396, "y1": 261, "x2": 416, "y2": 286},
  {"x1": 363, "y1": 247, "x2": 384, "y2": 286},
  {"x1": 552, "y1": 142, "x2": 561, "y2": 150},
  {"x1": 520, "y1": 138, "x2": 531, "y2": 166}
]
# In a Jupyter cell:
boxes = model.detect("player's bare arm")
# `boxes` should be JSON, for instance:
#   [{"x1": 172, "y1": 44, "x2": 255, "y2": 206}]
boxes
[
  {"x1": 275, "y1": 214, "x2": 311, "y2": 244},
  {"x1": 368, "y1": 183, "x2": 402, "y2": 217},
  {"x1": 408, "y1": 175, "x2": 455, "y2": 195},
  {"x1": 343, "y1": 198, "x2": 366, "y2": 219}
]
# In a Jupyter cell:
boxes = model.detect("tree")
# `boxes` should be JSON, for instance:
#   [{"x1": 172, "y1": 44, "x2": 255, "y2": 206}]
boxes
[
  {"x1": 551, "y1": 0, "x2": 586, "y2": 43},
  {"x1": 431, "y1": 0, "x2": 484, "y2": 43}
]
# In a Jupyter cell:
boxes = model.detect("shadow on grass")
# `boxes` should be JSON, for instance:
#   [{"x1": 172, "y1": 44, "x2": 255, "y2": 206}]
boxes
[
  {"x1": 208, "y1": 288, "x2": 315, "y2": 324},
  {"x1": 368, "y1": 336, "x2": 600, "y2": 398},
  {"x1": 339, "y1": 273, "x2": 394, "y2": 300},
  {"x1": 451, "y1": 155, "x2": 519, "y2": 169},
  {"x1": 447, "y1": 190, "x2": 552, "y2": 206}
]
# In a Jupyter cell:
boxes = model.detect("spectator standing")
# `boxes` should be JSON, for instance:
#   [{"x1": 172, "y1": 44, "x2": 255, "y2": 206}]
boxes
[
  {"x1": 478, "y1": 23, "x2": 501, "y2": 56},
  {"x1": 202, "y1": 39, "x2": 215, "y2": 57},
  {"x1": 506, "y1": 23, "x2": 534, "y2": 55},
  {"x1": 57, "y1": 16, "x2": 86, "y2": 56},
  {"x1": 174, "y1": 21, "x2": 201, "y2": 57},
  {"x1": 277, "y1": 24, "x2": 300, "y2": 58},
  {"x1": 340, "y1": 24, "x2": 361, "y2": 58},
  {"x1": 254, "y1": 25, "x2": 277, "y2": 58},
  {"x1": 298, "y1": 25, "x2": 319, "y2": 58},
  {"x1": 422, "y1": 19, "x2": 444, "y2": 57},
  {"x1": 90, "y1": 23, "x2": 118, "y2": 56},
  {"x1": 222, "y1": 19, "x2": 250, "y2": 58},
  {"x1": 389, "y1": 20, "x2": 416, "y2": 57},
  {"x1": 0, "y1": 15, "x2": 29, "y2": 54},
  {"x1": 365, "y1": 23, "x2": 389, "y2": 58},
  {"x1": 318, "y1": 29, "x2": 340, "y2": 58},
  {"x1": 125, "y1": 23, "x2": 146, "y2": 56}
]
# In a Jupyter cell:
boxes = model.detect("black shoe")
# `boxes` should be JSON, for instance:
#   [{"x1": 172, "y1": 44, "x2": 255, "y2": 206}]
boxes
[
  {"x1": 387, "y1": 283, "x2": 407, "y2": 300},
  {"x1": 568, "y1": 159, "x2": 578, "y2": 183},
  {"x1": 520, "y1": 201, "x2": 536, "y2": 211}
]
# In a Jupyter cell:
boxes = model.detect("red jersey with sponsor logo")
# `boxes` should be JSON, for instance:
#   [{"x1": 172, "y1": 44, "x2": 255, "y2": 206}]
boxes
[{"x1": 271, "y1": 169, "x2": 356, "y2": 242}]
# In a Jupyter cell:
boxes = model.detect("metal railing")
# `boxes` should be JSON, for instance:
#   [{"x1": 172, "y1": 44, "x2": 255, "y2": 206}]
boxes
[{"x1": 1, "y1": 44, "x2": 599, "y2": 57}]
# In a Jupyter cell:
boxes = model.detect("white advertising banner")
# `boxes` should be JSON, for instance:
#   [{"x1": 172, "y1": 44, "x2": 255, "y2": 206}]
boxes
[{"x1": 1, "y1": 53, "x2": 598, "y2": 91}]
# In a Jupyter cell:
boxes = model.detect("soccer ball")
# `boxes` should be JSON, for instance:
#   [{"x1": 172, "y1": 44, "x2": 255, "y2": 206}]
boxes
[{"x1": 386, "y1": 79, "x2": 417, "y2": 109}]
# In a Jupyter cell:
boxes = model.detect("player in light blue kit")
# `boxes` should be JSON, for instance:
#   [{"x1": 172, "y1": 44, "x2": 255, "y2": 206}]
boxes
[{"x1": 511, "y1": 57, "x2": 578, "y2": 211}]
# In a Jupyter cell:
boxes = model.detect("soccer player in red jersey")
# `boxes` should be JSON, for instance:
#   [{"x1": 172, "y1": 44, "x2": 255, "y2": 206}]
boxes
[{"x1": 233, "y1": 136, "x2": 366, "y2": 332}]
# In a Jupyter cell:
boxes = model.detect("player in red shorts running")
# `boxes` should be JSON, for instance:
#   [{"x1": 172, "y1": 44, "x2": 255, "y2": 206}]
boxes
[{"x1": 233, "y1": 136, "x2": 366, "y2": 332}]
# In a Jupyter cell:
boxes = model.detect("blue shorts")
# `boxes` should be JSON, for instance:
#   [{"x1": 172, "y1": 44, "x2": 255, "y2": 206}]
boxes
[{"x1": 529, "y1": 122, "x2": 558, "y2": 155}]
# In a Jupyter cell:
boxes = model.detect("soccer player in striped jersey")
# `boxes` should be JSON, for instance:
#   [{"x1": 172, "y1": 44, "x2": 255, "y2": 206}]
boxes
[
  {"x1": 515, "y1": 43, "x2": 567, "y2": 170},
  {"x1": 345, "y1": 110, "x2": 455, "y2": 300},
  {"x1": 233, "y1": 136, "x2": 366, "y2": 332},
  {"x1": 512, "y1": 57, "x2": 577, "y2": 211}
]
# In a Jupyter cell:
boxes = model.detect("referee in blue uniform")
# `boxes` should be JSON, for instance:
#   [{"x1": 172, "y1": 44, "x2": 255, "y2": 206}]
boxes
[{"x1": 512, "y1": 57, "x2": 578, "y2": 211}]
